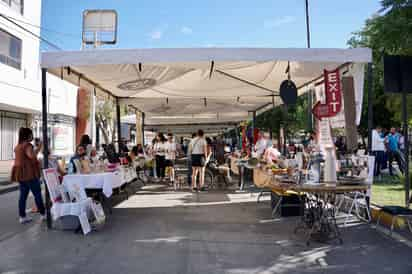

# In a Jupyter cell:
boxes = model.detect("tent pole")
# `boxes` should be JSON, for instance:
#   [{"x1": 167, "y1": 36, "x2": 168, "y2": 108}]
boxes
[
  {"x1": 116, "y1": 98, "x2": 121, "y2": 145},
  {"x1": 402, "y1": 89, "x2": 410, "y2": 208},
  {"x1": 252, "y1": 111, "x2": 256, "y2": 150},
  {"x1": 367, "y1": 63, "x2": 373, "y2": 154},
  {"x1": 41, "y1": 68, "x2": 52, "y2": 229},
  {"x1": 366, "y1": 62, "x2": 373, "y2": 210},
  {"x1": 142, "y1": 112, "x2": 145, "y2": 145}
]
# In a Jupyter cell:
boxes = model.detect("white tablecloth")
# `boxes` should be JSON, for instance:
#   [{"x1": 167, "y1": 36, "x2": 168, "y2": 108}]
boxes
[{"x1": 63, "y1": 172, "x2": 124, "y2": 198}]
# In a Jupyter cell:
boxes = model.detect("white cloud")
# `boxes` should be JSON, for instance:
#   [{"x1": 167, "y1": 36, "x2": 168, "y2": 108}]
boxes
[
  {"x1": 149, "y1": 30, "x2": 163, "y2": 40},
  {"x1": 181, "y1": 26, "x2": 193, "y2": 35},
  {"x1": 264, "y1": 16, "x2": 296, "y2": 29}
]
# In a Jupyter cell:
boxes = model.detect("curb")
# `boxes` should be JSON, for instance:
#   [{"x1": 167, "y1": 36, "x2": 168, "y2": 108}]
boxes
[{"x1": 0, "y1": 183, "x2": 18, "y2": 195}]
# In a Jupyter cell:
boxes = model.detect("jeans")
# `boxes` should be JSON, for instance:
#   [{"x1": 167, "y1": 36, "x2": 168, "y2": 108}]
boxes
[
  {"x1": 372, "y1": 150, "x2": 384, "y2": 176},
  {"x1": 19, "y1": 178, "x2": 45, "y2": 218}
]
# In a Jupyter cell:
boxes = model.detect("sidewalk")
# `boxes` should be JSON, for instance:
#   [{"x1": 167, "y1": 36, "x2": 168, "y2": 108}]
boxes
[{"x1": 0, "y1": 160, "x2": 17, "y2": 194}]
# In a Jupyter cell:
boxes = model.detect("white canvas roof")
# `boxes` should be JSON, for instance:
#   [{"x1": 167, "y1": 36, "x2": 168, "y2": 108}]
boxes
[{"x1": 41, "y1": 47, "x2": 372, "y2": 126}]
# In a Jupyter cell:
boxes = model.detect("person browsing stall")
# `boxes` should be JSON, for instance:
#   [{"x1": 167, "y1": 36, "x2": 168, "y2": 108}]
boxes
[
  {"x1": 154, "y1": 133, "x2": 167, "y2": 181},
  {"x1": 165, "y1": 133, "x2": 177, "y2": 184}
]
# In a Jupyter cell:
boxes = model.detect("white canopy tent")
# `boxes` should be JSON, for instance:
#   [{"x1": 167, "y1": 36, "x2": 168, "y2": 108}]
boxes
[
  {"x1": 39, "y1": 47, "x2": 373, "y2": 227},
  {"x1": 41, "y1": 47, "x2": 372, "y2": 127}
]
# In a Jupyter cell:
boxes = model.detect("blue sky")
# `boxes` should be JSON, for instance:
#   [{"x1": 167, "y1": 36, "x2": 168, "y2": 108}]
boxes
[{"x1": 41, "y1": 0, "x2": 381, "y2": 50}]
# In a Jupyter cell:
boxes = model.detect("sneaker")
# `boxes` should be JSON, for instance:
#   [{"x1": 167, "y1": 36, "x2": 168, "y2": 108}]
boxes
[{"x1": 19, "y1": 216, "x2": 33, "y2": 224}]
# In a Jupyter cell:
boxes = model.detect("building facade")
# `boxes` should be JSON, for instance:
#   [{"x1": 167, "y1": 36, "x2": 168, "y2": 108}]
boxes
[{"x1": 0, "y1": 0, "x2": 77, "y2": 161}]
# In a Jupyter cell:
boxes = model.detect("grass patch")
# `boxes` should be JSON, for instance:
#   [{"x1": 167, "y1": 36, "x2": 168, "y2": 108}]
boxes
[{"x1": 371, "y1": 174, "x2": 406, "y2": 206}]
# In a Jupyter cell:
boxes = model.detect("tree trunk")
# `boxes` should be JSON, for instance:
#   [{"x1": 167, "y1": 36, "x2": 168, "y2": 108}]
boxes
[{"x1": 96, "y1": 115, "x2": 110, "y2": 144}]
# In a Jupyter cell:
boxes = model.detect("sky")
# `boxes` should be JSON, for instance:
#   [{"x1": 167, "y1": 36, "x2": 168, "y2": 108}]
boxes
[{"x1": 41, "y1": 0, "x2": 381, "y2": 51}]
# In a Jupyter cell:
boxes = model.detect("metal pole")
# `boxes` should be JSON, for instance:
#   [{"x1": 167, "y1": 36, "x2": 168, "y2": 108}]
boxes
[
  {"x1": 366, "y1": 62, "x2": 374, "y2": 210},
  {"x1": 41, "y1": 68, "x2": 52, "y2": 229},
  {"x1": 305, "y1": 0, "x2": 311, "y2": 49},
  {"x1": 308, "y1": 89, "x2": 313, "y2": 132},
  {"x1": 305, "y1": 0, "x2": 313, "y2": 132},
  {"x1": 116, "y1": 98, "x2": 121, "y2": 143},
  {"x1": 402, "y1": 90, "x2": 410, "y2": 208},
  {"x1": 367, "y1": 63, "x2": 373, "y2": 154},
  {"x1": 252, "y1": 111, "x2": 256, "y2": 150},
  {"x1": 142, "y1": 112, "x2": 145, "y2": 145}
]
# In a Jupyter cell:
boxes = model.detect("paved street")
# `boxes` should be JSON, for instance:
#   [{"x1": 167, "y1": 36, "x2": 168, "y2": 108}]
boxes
[
  {"x1": 0, "y1": 184, "x2": 411, "y2": 274},
  {"x1": 0, "y1": 190, "x2": 40, "y2": 244}
]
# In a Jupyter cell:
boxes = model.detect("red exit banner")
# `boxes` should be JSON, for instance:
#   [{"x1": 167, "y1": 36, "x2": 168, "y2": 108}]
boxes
[{"x1": 312, "y1": 69, "x2": 342, "y2": 120}]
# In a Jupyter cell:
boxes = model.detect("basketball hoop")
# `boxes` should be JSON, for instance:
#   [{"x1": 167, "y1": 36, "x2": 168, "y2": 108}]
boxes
[{"x1": 82, "y1": 9, "x2": 118, "y2": 48}]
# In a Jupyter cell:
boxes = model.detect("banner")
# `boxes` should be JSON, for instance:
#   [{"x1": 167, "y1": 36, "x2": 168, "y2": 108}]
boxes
[{"x1": 312, "y1": 69, "x2": 342, "y2": 120}]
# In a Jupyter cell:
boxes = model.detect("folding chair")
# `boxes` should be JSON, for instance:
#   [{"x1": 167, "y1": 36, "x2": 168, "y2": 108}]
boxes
[
  {"x1": 337, "y1": 156, "x2": 374, "y2": 226},
  {"x1": 43, "y1": 168, "x2": 96, "y2": 235}
]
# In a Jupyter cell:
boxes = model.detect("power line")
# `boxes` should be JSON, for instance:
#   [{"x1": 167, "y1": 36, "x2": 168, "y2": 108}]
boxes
[
  {"x1": 0, "y1": 13, "x2": 61, "y2": 50},
  {"x1": 0, "y1": 13, "x2": 79, "y2": 38}
]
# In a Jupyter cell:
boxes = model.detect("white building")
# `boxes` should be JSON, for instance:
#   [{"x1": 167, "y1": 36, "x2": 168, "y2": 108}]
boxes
[{"x1": 0, "y1": 0, "x2": 77, "y2": 161}]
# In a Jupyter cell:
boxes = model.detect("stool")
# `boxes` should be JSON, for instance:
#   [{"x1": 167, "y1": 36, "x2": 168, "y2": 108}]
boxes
[{"x1": 376, "y1": 206, "x2": 412, "y2": 235}]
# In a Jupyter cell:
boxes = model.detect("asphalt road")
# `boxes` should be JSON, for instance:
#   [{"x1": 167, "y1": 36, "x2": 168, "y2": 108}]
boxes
[
  {"x1": 0, "y1": 190, "x2": 42, "y2": 243},
  {"x1": 0, "y1": 185, "x2": 412, "y2": 274}
]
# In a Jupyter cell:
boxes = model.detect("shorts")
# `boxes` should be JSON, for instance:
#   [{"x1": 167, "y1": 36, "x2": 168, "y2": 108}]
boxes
[
  {"x1": 191, "y1": 154, "x2": 205, "y2": 167},
  {"x1": 165, "y1": 159, "x2": 175, "y2": 167}
]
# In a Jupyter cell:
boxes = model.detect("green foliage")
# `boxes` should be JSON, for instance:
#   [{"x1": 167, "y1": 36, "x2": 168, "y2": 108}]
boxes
[
  {"x1": 348, "y1": 0, "x2": 412, "y2": 135},
  {"x1": 255, "y1": 95, "x2": 309, "y2": 138}
]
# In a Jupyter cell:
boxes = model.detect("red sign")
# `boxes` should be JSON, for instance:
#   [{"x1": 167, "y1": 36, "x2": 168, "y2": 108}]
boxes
[{"x1": 312, "y1": 69, "x2": 342, "y2": 120}]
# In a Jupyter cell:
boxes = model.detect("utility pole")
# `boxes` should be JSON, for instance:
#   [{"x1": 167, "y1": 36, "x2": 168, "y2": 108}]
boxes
[{"x1": 305, "y1": 0, "x2": 313, "y2": 132}]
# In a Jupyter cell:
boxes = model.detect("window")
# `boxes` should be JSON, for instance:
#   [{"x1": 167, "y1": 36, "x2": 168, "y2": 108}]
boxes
[
  {"x1": 0, "y1": 28, "x2": 22, "y2": 69},
  {"x1": 1, "y1": 0, "x2": 24, "y2": 15}
]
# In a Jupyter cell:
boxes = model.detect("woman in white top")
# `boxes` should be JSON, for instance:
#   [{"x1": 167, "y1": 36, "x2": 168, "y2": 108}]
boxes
[
  {"x1": 154, "y1": 133, "x2": 167, "y2": 181},
  {"x1": 165, "y1": 133, "x2": 177, "y2": 183},
  {"x1": 189, "y1": 130, "x2": 208, "y2": 191}
]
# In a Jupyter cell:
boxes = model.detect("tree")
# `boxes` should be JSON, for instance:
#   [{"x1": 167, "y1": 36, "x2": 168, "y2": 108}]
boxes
[
  {"x1": 255, "y1": 95, "x2": 309, "y2": 140},
  {"x1": 348, "y1": 0, "x2": 412, "y2": 136},
  {"x1": 95, "y1": 99, "x2": 115, "y2": 144}
]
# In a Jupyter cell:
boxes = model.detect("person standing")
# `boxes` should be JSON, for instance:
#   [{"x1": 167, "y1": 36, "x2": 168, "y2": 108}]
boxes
[
  {"x1": 215, "y1": 136, "x2": 226, "y2": 165},
  {"x1": 254, "y1": 132, "x2": 267, "y2": 158},
  {"x1": 371, "y1": 126, "x2": 385, "y2": 177},
  {"x1": 11, "y1": 128, "x2": 46, "y2": 224},
  {"x1": 187, "y1": 132, "x2": 197, "y2": 187},
  {"x1": 386, "y1": 127, "x2": 404, "y2": 176},
  {"x1": 189, "y1": 130, "x2": 208, "y2": 192},
  {"x1": 154, "y1": 133, "x2": 167, "y2": 182},
  {"x1": 165, "y1": 133, "x2": 177, "y2": 184}
]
